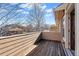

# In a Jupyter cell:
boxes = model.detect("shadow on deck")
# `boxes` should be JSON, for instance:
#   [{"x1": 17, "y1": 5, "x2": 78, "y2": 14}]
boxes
[{"x1": 27, "y1": 39, "x2": 65, "y2": 56}]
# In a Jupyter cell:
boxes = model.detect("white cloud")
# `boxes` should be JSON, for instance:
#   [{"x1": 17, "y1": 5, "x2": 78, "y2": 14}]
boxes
[
  {"x1": 17, "y1": 9, "x2": 23, "y2": 12},
  {"x1": 19, "y1": 3, "x2": 33, "y2": 10},
  {"x1": 0, "y1": 9, "x2": 7, "y2": 13},
  {"x1": 22, "y1": 11, "x2": 29, "y2": 14},
  {"x1": 19, "y1": 3, "x2": 28, "y2": 8},
  {"x1": 45, "y1": 13, "x2": 52, "y2": 17},
  {"x1": 7, "y1": 19, "x2": 16, "y2": 24},
  {"x1": 42, "y1": 5, "x2": 46, "y2": 9},
  {"x1": 17, "y1": 9, "x2": 29, "y2": 14},
  {"x1": 45, "y1": 13, "x2": 55, "y2": 25},
  {"x1": 22, "y1": 24, "x2": 27, "y2": 26},
  {"x1": 46, "y1": 8, "x2": 52, "y2": 13}
]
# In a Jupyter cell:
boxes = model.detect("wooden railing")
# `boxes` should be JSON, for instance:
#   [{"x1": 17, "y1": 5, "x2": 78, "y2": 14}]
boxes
[
  {"x1": 42, "y1": 31, "x2": 63, "y2": 41},
  {"x1": 0, "y1": 32, "x2": 41, "y2": 56}
]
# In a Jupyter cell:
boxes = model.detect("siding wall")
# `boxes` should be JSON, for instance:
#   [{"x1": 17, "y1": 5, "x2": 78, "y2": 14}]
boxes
[
  {"x1": 62, "y1": 4, "x2": 74, "y2": 49},
  {"x1": 0, "y1": 32, "x2": 41, "y2": 56},
  {"x1": 75, "y1": 3, "x2": 79, "y2": 56},
  {"x1": 42, "y1": 32, "x2": 62, "y2": 42}
]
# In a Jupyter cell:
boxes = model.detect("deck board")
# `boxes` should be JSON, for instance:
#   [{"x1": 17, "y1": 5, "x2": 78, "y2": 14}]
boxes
[{"x1": 27, "y1": 40, "x2": 65, "y2": 56}]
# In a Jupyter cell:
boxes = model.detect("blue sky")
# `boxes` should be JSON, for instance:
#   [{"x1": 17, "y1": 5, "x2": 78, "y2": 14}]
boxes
[
  {"x1": 43, "y1": 3, "x2": 60, "y2": 25},
  {"x1": 0, "y1": 3, "x2": 60, "y2": 26},
  {"x1": 18, "y1": 3, "x2": 60, "y2": 25}
]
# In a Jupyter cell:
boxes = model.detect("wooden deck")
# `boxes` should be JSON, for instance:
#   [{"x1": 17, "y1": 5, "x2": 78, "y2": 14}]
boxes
[
  {"x1": 0, "y1": 32, "x2": 74, "y2": 56},
  {"x1": 27, "y1": 40, "x2": 65, "y2": 56}
]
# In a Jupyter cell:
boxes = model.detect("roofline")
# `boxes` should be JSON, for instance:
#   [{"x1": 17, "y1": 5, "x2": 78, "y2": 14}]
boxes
[{"x1": 55, "y1": 3, "x2": 63, "y2": 9}]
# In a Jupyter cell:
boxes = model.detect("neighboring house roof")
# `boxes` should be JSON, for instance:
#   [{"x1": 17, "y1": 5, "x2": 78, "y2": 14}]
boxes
[
  {"x1": 1, "y1": 24, "x2": 27, "y2": 32},
  {"x1": 8, "y1": 27, "x2": 23, "y2": 32}
]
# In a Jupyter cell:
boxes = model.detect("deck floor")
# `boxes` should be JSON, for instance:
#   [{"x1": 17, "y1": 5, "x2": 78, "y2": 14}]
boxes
[{"x1": 27, "y1": 40, "x2": 65, "y2": 56}]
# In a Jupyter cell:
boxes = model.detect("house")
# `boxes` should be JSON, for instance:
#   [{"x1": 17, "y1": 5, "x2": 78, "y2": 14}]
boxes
[
  {"x1": 50, "y1": 24, "x2": 58, "y2": 31},
  {"x1": 54, "y1": 3, "x2": 79, "y2": 55},
  {"x1": 0, "y1": 24, "x2": 27, "y2": 36},
  {"x1": 26, "y1": 24, "x2": 33, "y2": 32}
]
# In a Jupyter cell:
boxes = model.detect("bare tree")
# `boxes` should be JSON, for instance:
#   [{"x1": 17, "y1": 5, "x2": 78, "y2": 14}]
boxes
[
  {"x1": 0, "y1": 3, "x2": 21, "y2": 36},
  {"x1": 27, "y1": 4, "x2": 46, "y2": 31},
  {"x1": 0, "y1": 4, "x2": 20, "y2": 27}
]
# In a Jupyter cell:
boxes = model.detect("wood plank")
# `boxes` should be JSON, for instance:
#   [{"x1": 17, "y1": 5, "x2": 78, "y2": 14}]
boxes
[
  {"x1": 0, "y1": 34, "x2": 36, "y2": 44},
  {"x1": 0, "y1": 32, "x2": 41, "y2": 56},
  {"x1": 27, "y1": 40, "x2": 65, "y2": 56},
  {"x1": 0, "y1": 35, "x2": 37, "y2": 49}
]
